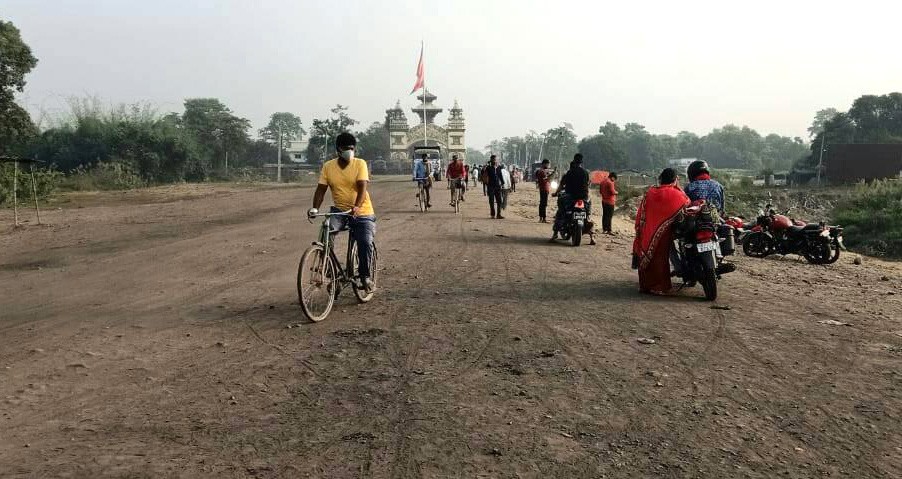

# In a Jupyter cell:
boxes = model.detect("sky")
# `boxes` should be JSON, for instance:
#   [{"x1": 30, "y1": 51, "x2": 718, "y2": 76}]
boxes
[{"x1": 5, "y1": 0, "x2": 902, "y2": 149}]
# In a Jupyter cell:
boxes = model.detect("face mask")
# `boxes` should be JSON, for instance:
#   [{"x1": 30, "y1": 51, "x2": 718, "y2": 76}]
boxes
[{"x1": 340, "y1": 149, "x2": 354, "y2": 160}]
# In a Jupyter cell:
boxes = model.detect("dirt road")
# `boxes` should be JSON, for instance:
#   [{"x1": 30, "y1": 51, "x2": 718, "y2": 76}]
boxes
[{"x1": 1, "y1": 178, "x2": 900, "y2": 478}]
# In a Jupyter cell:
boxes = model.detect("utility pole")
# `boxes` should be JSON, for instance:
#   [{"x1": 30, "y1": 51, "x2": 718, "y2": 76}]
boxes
[
  {"x1": 277, "y1": 123, "x2": 283, "y2": 183},
  {"x1": 815, "y1": 133, "x2": 826, "y2": 186}
]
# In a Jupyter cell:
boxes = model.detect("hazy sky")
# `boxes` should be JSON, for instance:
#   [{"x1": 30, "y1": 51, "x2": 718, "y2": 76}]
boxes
[{"x1": 5, "y1": 0, "x2": 902, "y2": 149}]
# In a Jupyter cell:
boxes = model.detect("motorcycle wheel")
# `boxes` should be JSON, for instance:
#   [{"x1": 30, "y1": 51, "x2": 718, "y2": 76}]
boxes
[
  {"x1": 701, "y1": 267, "x2": 718, "y2": 301},
  {"x1": 559, "y1": 227, "x2": 571, "y2": 241},
  {"x1": 743, "y1": 232, "x2": 772, "y2": 258},
  {"x1": 571, "y1": 224, "x2": 582, "y2": 246},
  {"x1": 825, "y1": 239, "x2": 841, "y2": 264},
  {"x1": 804, "y1": 238, "x2": 833, "y2": 264}
]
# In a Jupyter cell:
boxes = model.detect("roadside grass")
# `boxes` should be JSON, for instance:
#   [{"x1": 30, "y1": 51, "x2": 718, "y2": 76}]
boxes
[{"x1": 832, "y1": 180, "x2": 902, "y2": 257}]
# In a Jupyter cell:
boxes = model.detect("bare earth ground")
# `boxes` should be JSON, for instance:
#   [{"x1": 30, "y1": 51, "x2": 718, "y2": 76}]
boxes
[{"x1": 0, "y1": 177, "x2": 900, "y2": 478}]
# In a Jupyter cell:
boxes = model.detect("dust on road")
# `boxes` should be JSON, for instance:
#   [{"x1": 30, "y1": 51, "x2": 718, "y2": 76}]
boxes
[{"x1": 1, "y1": 178, "x2": 900, "y2": 477}]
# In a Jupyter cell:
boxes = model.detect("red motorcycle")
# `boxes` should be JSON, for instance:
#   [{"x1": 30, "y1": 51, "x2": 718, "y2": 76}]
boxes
[
  {"x1": 742, "y1": 204, "x2": 844, "y2": 264},
  {"x1": 725, "y1": 216, "x2": 756, "y2": 243}
]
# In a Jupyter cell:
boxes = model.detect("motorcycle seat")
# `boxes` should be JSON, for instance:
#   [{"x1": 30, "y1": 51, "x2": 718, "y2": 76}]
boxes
[{"x1": 789, "y1": 224, "x2": 823, "y2": 234}]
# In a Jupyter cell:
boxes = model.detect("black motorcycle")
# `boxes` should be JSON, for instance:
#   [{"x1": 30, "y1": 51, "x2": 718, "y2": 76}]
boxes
[
  {"x1": 742, "y1": 204, "x2": 844, "y2": 264},
  {"x1": 672, "y1": 202, "x2": 736, "y2": 301},
  {"x1": 552, "y1": 191, "x2": 587, "y2": 246}
]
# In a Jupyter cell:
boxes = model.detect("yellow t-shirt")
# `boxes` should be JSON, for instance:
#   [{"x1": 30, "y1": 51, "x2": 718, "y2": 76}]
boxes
[{"x1": 318, "y1": 157, "x2": 375, "y2": 216}]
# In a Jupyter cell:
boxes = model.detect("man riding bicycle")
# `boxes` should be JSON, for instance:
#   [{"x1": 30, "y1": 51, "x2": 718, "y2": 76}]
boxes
[
  {"x1": 446, "y1": 154, "x2": 466, "y2": 206},
  {"x1": 308, "y1": 132, "x2": 377, "y2": 293},
  {"x1": 413, "y1": 153, "x2": 433, "y2": 209}
]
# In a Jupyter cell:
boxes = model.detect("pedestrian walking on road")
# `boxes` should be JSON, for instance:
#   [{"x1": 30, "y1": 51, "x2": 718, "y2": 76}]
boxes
[
  {"x1": 535, "y1": 159, "x2": 552, "y2": 223},
  {"x1": 480, "y1": 159, "x2": 491, "y2": 196},
  {"x1": 500, "y1": 164, "x2": 512, "y2": 211},
  {"x1": 599, "y1": 172, "x2": 618, "y2": 234},
  {"x1": 485, "y1": 155, "x2": 505, "y2": 219}
]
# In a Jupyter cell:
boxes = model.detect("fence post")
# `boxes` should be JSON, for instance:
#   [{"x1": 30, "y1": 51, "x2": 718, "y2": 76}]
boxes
[
  {"x1": 13, "y1": 160, "x2": 19, "y2": 226},
  {"x1": 30, "y1": 163, "x2": 42, "y2": 225}
]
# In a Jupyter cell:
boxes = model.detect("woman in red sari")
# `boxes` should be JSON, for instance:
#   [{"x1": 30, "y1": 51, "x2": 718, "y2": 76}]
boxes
[{"x1": 632, "y1": 168, "x2": 690, "y2": 294}]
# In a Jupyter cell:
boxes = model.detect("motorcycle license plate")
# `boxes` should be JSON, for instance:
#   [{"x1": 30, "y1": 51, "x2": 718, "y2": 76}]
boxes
[
  {"x1": 696, "y1": 241, "x2": 717, "y2": 253},
  {"x1": 572, "y1": 212, "x2": 586, "y2": 220}
]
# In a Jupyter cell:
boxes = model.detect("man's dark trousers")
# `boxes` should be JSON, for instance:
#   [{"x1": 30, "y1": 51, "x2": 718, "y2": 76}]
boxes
[
  {"x1": 539, "y1": 190, "x2": 549, "y2": 220},
  {"x1": 488, "y1": 187, "x2": 503, "y2": 217},
  {"x1": 602, "y1": 203, "x2": 614, "y2": 233}
]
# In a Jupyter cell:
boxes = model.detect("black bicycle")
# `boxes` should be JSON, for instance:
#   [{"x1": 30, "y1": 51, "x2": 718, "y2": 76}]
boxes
[{"x1": 298, "y1": 209, "x2": 378, "y2": 322}]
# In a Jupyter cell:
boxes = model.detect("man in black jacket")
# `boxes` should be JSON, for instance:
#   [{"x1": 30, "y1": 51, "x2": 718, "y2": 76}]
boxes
[
  {"x1": 550, "y1": 153, "x2": 591, "y2": 240},
  {"x1": 485, "y1": 155, "x2": 506, "y2": 219}
]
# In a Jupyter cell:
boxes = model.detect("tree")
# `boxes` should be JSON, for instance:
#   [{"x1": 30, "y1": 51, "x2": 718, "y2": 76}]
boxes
[
  {"x1": 355, "y1": 122, "x2": 389, "y2": 161},
  {"x1": 259, "y1": 112, "x2": 305, "y2": 150},
  {"x1": 466, "y1": 148, "x2": 486, "y2": 164},
  {"x1": 0, "y1": 20, "x2": 38, "y2": 108},
  {"x1": 578, "y1": 134, "x2": 628, "y2": 171},
  {"x1": 181, "y1": 98, "x2": 250, "y2": 173},
  {"x1": 676, "y1": 131, "x2": 702, "y2": 159},
  {"x1": 808, "y1": 108, "x2": 839, "y2": 138},
  {"x1": 307, "y1": 104, "x2": 358, "y2": 164},
  {"x1": 701, "y1": 124, "x2": 763, "y2": 169},
  {"x1": 543, "y1": 124, "x2": 577, "y2": 169},
  {"x1": 0, "y1": 102, "x2": 38, "y2": 156},
  {"x1": 0, "y1": 20, "x2": 39, "y2": 155},
  {"x1": 238, "y1": 139, "x2": 281, "y2": 168}
]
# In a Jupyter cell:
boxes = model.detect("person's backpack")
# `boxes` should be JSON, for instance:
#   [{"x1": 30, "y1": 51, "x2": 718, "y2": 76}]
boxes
[{"x1": 480, "y1": 166, "x2": 489, "y2": 184}]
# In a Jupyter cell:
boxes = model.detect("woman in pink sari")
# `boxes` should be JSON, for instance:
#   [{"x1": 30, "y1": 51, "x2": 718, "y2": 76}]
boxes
[{"x1": 632, "y1": 168, "x2": 690, "y2": 294}]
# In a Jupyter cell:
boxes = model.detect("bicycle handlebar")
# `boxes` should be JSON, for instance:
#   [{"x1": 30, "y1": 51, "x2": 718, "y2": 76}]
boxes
[
  {"x1": 307, "y1": 209, "x2": 353, "y2": 223},
  {"x1": 310, "y1": 209, "x2": 353, "y2": 217}
]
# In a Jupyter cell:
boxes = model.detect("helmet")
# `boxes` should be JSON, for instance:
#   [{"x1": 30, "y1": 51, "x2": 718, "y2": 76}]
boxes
[
  {"x1": 335, "y1": 132, "x2": 356, "y2": 150},
  {"x1": 687, "y1": 160, "x2": 710, "y2": 180}
]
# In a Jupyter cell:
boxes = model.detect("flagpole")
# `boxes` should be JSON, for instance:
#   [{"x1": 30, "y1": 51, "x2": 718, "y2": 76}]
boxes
[{"x1": 422, "y1": 40, "x2": 427, "y2": 149}]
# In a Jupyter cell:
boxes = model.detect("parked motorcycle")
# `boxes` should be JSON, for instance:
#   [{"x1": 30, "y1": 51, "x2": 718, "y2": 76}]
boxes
[
  {"x1": 725, "y1": 216, "x2": 755, "y2": 243},
  {"x1": 742, "y1": 204, "x2": 844, "y2": 264},
  {"x1": 672, "y1": 201, "x2": 736, "y2": 301}
]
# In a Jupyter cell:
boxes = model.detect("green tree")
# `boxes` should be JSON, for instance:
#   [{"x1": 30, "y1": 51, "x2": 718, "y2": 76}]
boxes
[
  {"x1": 259, "y1": 112, "x2": 305, "y2": 150},
  {"x1": 0, "y1": 20, "x2": 39, "y2": 155},
  {"x1": 676, "y1": 131, "x2": 702, "y2": 159},
  {"x1": 0, "y1": 20, "x2": 37, "y2": 108},
  {"x1": 355, "y1": 122, "x2": 389, "y2": 161},
  {"x1": 466, "y1": 147, "x2": 486, "y2": 164},
  {"x1": 181, "y1": 98, "x2": 250, "y2": 174},
  {"x1": 701, "y1": 124, "x2": 763, "y2": 169},
  {"x1": 578, "y1": 134, "x2": 628, "y2": 171},
  {"x1": 307, "y1": 104, "x2": 358, "y2": 164},
  {"x1": 807, "y1": 108, "x2": 839, "y2": 138},
  {"x1": 543, "y1": 124, "x2": 577, "y2": 169}
]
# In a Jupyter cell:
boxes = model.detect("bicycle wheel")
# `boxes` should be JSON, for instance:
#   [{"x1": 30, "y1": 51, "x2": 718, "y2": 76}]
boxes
[
  {"x1": 297, "y1": 245, "x2": 337, "y2": 322},
  {"x1": 454, "y1": 185, "x2": 461, "y2": 214},
  {"x1": 350, "y1": 241, "x2": 378, "y2": 303},
  {"x1": 417, "y1": 185, "x2": 425, "y2": 212}
]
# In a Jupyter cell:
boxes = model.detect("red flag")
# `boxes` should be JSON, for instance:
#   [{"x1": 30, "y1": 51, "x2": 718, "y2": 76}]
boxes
[{"x1": 410, "y1": 43, "x2": 424, "y2": 94}]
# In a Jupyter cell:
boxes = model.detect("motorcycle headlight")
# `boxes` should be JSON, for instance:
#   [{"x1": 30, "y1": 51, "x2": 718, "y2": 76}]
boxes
[{"x1": 550, "y1": 180, "x2": 559, "y2": 190}]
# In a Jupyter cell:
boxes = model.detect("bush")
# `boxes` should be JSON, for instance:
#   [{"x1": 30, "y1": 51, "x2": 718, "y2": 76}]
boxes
[
  {"x1": 832, "y1": 180, "x2": 902, "y2": 257},
  {"x1": 61, "y1": 161, "x2": 146, "y2": 191},
  {"x1": 0, "y1": 163, "x2": 63, "y2": 205}
]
